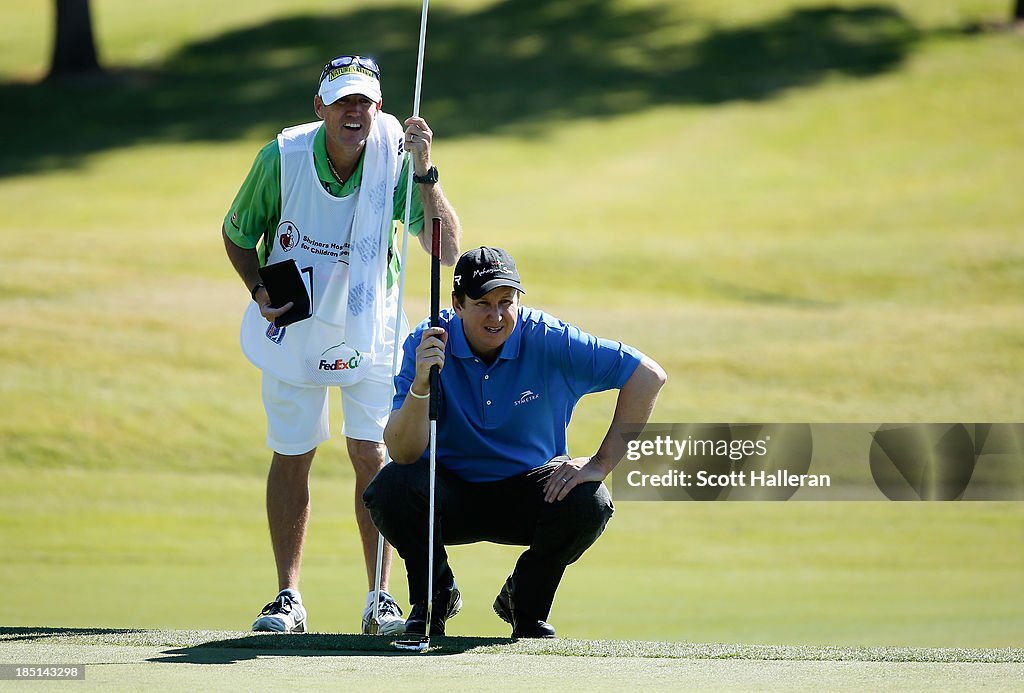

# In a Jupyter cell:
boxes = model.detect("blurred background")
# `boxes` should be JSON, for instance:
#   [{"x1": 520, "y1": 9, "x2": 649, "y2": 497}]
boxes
[{"x1": 1, "y1": 0, "x2": 1021, "y2": 646}]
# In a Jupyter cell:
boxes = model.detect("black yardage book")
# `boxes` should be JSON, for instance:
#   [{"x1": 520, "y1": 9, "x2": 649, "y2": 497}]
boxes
[{"x1": 257, "y1": 259, "x2": 311, "y2": 327}]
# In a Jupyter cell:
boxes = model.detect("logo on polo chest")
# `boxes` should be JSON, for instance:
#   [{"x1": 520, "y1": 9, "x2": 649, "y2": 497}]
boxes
[{"x1": 514, "y1": 390, "x2": 540, "y2": 406}]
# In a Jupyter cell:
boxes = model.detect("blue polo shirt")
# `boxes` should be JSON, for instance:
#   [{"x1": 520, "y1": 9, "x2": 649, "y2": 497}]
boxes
[{"x1": 393, "y1": 306, "x2": 643, "y2": 482}]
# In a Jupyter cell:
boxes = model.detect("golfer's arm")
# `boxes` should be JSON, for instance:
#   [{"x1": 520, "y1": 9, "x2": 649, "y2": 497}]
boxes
[
  {"x1": 384, "y1": 395, "x2": 431, "y2": 464},
  {"x1": 590, "y1": 356, "x2": 668, "y2": 475},
  {"x1": 223, "y1": 227, "x2": 263, "y2": 297},
  {"x1": 416, "y1": 182, "x2": 461, "y2": 266}
]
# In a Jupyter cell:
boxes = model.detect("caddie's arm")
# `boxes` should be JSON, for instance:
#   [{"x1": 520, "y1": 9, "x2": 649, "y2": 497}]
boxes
[
  {"x1": 222, "y1": 228, "x2": 293, "y2": 324},
  {"x1": 403, "y1": 116, "x2": 461, "y2": 266},
  {"x1": 543, "y1": 355, "x2": 668, "y2": 503},
  {"x1": 384, "y1": 326, "x2": 448, "y2": 464}
]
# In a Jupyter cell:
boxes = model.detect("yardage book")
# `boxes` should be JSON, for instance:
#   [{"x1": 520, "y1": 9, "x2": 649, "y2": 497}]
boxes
[{"x1": 258, "y1": 259, "x2": 311, "y2": 327}]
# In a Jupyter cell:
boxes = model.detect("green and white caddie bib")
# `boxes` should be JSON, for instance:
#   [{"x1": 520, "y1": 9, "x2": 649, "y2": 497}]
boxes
[{"x1": 240, "y1": 122, "x2": 363, "y2": 387}]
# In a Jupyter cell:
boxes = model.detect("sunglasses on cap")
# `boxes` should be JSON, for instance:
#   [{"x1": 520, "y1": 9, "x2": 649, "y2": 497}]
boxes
[{"x1": 319, "y1": 55, "x2": 381, "y2": 83}]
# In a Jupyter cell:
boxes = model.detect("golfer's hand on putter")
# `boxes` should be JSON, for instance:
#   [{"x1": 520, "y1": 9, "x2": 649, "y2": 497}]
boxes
[
  {"x1": 543, "y1": 456, "x2": 605, "y2": 503},
  {"x1": 412, "y1": 327, "x2": 446, "y2": 397},
  {"x1": 254, "y1": 287, "x2": 294, "y2": 325}
]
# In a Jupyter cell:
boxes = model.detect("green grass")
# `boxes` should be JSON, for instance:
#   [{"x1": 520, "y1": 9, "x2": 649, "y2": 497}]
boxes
[
  {"x1": 1, "y1": 0, "x2": 1022, "y2": 652},
  {"x1": 2, "y1": 630, "x2": 1024, "y2": 687},
  {"x1": 3, "y1": 629, "x2": 1022, "y2": 692},
  {"x1": 3, "y1": 627, "x2": 1023, "y2": 662},
  {"x1": 1, "y1": 466, "x2": 1021, "y2": 647}
]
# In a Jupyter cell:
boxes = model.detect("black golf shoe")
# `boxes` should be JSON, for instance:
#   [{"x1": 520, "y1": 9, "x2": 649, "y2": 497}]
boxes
[
  {"x1": 492, "y1": 579, "x2": 557, "y2": 639},
  {"x1": 404, "y1": 584, "x2": 463, "y2": 636}
]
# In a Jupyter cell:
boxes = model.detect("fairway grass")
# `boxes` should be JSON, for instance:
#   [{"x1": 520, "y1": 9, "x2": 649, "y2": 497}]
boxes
[{"x1": 2, "y1": 466, "x2": 1022, "y2": 648}]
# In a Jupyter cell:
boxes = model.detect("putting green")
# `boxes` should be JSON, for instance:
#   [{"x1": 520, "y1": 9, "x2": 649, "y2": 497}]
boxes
[{"x1": 2, "y1": 629, "x2": 1021, "y2": 691}]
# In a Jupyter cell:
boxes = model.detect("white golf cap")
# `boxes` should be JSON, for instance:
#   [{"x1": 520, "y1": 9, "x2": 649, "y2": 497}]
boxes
[{"x1": 318, "y1": 56, "x2": 382, "y2": 105}]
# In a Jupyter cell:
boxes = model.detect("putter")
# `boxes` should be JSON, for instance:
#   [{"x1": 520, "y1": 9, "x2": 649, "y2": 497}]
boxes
[
  {"x1": 393, "y1": 218, "x2": 442, "y2": 653},
  {"x1": 370, "y1": 0, "x2": 431, "y2": 636}
]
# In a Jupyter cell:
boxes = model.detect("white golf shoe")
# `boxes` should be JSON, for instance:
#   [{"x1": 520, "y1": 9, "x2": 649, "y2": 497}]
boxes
[
  {"x1": 252, "y1": 589, "x2": 307, "y2": 633},
  {"x1": 362, "y1": 589, "x2": 406, "y2": 635}
]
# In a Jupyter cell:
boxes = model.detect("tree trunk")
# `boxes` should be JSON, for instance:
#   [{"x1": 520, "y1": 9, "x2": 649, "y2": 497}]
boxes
[
  {"x1": 1015, "y1": 0, "x2": 1024, "y2": 21},
  {"x1": 48, "y1": 0, "x2": 102, "y2": 79}
]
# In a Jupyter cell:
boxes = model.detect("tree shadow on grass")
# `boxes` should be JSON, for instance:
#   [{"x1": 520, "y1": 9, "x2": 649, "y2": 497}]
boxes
[
  {"x1": 149, "y1": 633, "x2": 513, "y2": 662},
  {"x1": 0, "y1": 1, "x2": 922, "y2": 177}
]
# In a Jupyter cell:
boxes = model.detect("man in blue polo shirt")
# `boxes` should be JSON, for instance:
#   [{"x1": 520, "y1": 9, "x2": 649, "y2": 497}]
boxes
[{"x1": 363, "y1": 247, "x2": 667, "y2": 638}]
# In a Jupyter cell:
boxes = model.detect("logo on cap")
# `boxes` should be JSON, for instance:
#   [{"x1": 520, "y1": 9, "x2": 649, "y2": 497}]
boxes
[
  {"x1": 327, "y1": 65, "x2": 378, "y2": 82},
  {"x1": 472, "y1": 265, "x2": 508, "y2": 278}
]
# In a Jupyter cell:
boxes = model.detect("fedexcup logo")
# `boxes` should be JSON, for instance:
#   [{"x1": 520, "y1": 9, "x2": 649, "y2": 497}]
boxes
[{"x1": 318, "y1": 343, "x2": 363, "y2": 371}]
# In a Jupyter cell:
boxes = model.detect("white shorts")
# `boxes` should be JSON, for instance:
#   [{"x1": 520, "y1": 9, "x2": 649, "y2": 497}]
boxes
[
  {"x1": 261, "y1": 295, "x2": 408, "y2": 455},
  {"x1": 262, "y1": 366, "x2": 393, "y2": 454}
]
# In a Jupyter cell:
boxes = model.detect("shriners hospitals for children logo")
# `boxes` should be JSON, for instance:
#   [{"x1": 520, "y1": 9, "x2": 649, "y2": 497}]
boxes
[{"x1": 277, "y1": 221, "x2": 299, "y2": 252}]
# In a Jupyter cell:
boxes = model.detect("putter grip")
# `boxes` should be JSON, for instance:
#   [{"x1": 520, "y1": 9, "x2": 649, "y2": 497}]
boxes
[{"x1": 429, "y1": 217, "x2": 441, "y2": 421}]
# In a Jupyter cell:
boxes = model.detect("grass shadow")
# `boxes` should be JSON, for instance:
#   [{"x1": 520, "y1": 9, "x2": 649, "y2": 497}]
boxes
[
  {"x1": 0, "y1": 1, "x2": 924, "y2": 177},
  {"x1": 703, "y1": 277, "x2": 841, "y2": 308},
  {"x1": 149, "y1": 633, "x2": 514, "y2": 663},
  {"x1": 0, "y1": 626, "x2": 145, "y2": 643}
]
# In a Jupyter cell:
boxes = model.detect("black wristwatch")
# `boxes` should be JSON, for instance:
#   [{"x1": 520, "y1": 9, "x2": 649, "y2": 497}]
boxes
[{"x1": 413, "y1": 166, "x2": 439, "y2": 185}]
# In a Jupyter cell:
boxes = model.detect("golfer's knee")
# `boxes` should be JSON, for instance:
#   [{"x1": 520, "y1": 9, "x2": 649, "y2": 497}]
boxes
[
  {"x1": 566, "y1": 482, "x2": 615, "y2": 534},
  {"x1": 362, "y1": 460, "x2": 425, "y2": 512}
]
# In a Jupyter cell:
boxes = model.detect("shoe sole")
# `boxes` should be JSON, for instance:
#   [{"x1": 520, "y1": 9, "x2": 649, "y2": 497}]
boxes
[
  {"x1": 515, "y1": 629, "x2": 556, "y2": 639},
  {"x1": 363, "y1": 618, "x2": 407, "y2": 636},
  {"x1": 252, "y1": 617, "x2": 307, "y2": 633},
  {"x1": 492, "y1": 589, "x2": 513, "y2": 625},
  {"x1": 448, "y1": 589, "x2": 464, "y2": 620}
]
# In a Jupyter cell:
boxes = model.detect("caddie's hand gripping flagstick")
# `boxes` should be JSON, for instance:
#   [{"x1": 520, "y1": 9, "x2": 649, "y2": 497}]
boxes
[
  {"x1": 369, "y1": 0, "x2": 431, "y2": 636},
  {"x1": 393, "y1": 218, "x2": 441, "y2": 653}
]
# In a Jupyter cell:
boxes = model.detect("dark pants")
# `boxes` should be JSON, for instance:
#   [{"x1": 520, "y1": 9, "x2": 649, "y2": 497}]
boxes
[{"x1": 363, "y1": 456, "x2": 614, "y2": 622}]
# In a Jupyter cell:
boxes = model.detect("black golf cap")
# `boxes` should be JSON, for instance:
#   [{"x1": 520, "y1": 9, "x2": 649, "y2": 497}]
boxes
[{"x1": 453, "y1": 246, "x2": 526, "y2": 300}]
